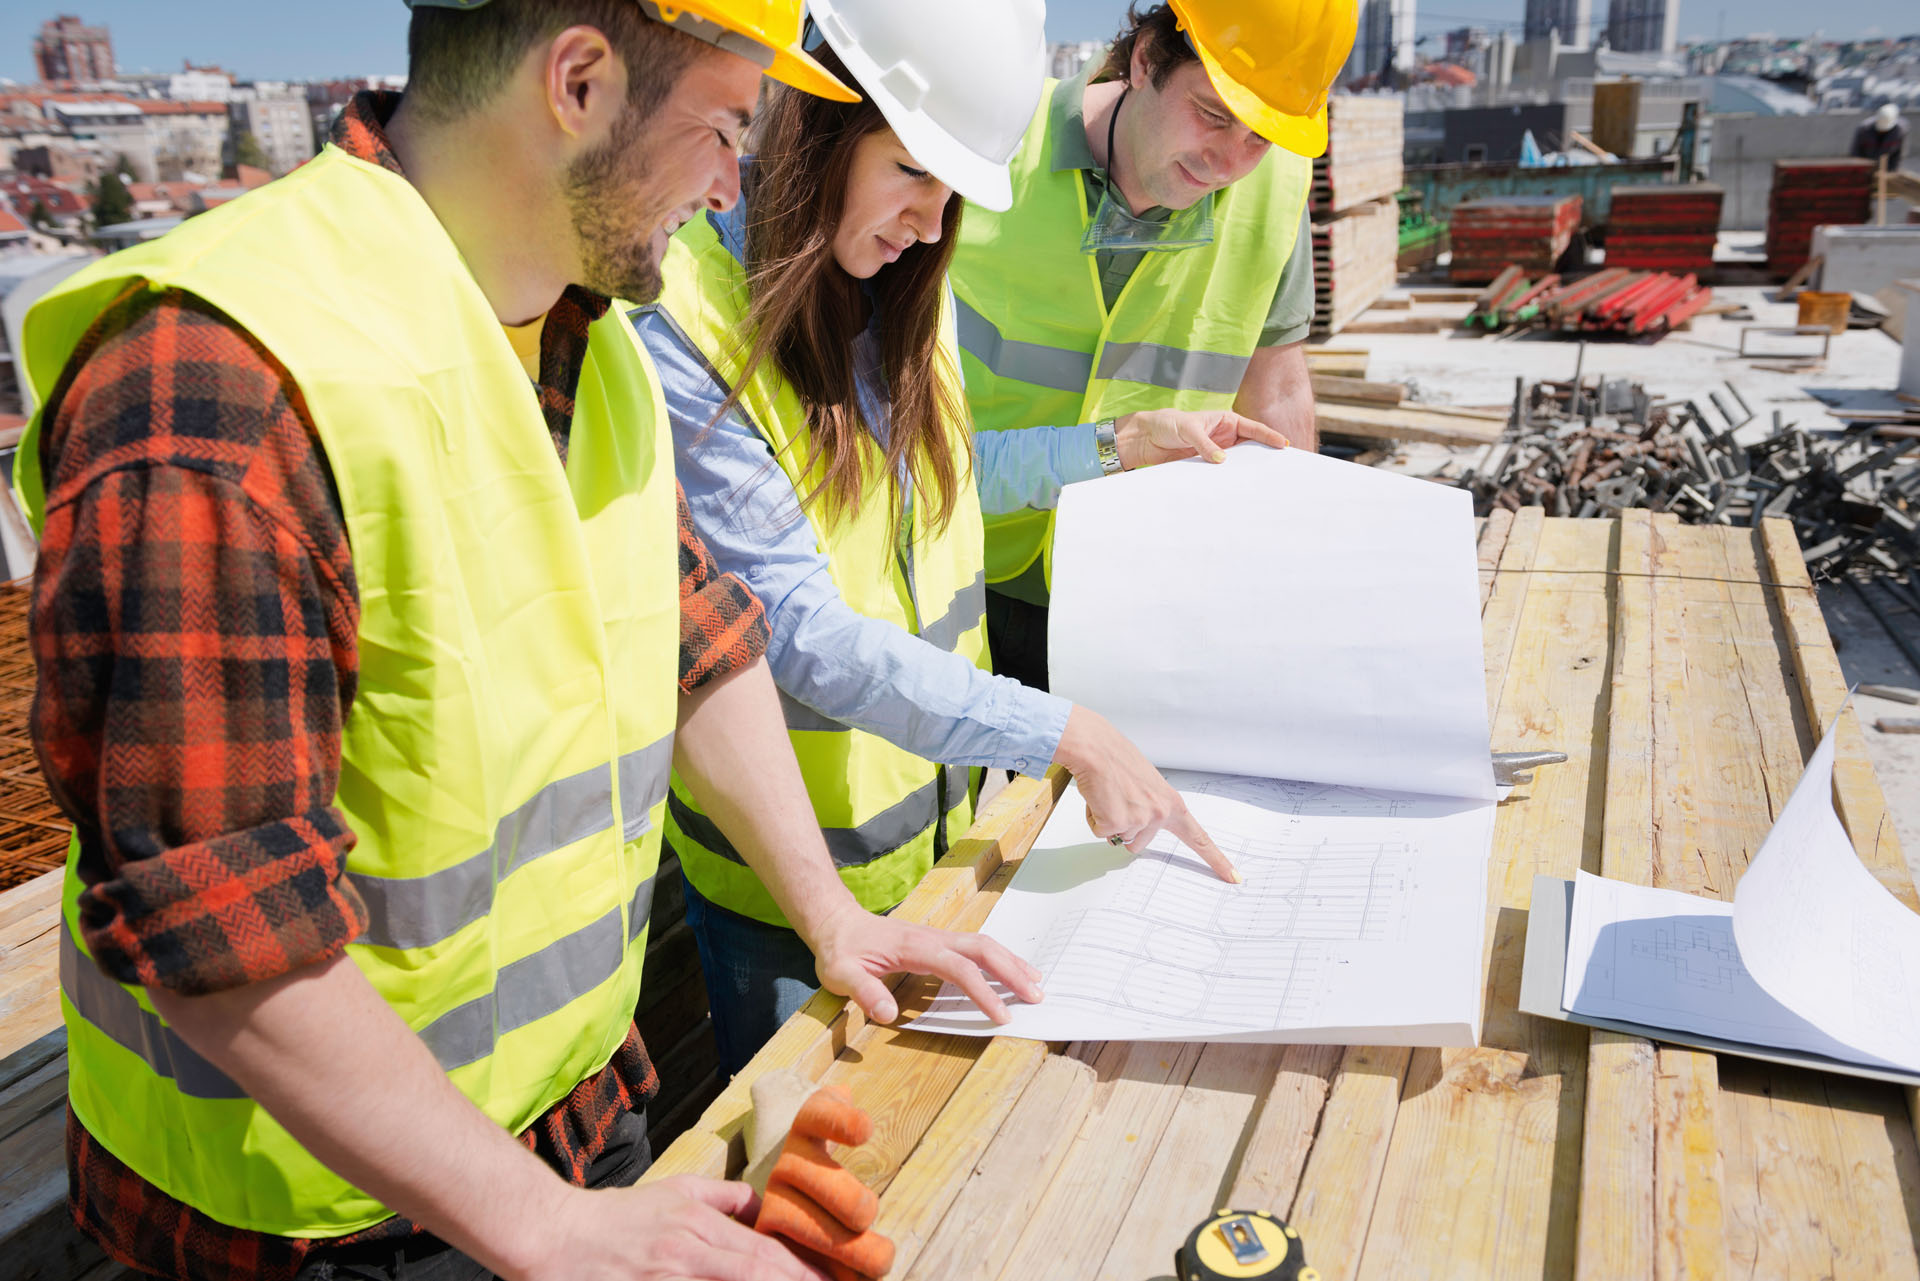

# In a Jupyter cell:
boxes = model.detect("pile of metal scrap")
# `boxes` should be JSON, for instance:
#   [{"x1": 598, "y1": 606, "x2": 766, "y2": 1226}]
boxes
[
  {"x1": 1458, "y1": 361, "x2": 1920, "y2": 585},
  {"x1": 1464, "y1": 264, "x2": 1713, "y2": 337}
]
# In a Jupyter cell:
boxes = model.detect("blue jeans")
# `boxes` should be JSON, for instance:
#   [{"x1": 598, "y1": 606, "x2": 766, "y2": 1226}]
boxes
[{"x1": 683, "y1": 876, "x2": 821, "y2": 1076}]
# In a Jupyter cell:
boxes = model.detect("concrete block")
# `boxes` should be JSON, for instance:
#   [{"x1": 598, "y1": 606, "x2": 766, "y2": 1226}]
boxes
[{"x1": 1813, "y1": 226, "x2": 1920, "y2": 297}]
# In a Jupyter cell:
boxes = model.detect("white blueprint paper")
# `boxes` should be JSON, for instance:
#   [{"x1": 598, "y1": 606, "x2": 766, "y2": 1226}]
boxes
[
  {"x1": 1047, "y1": 447, "x2": 1497, "y2": 802},
  {"x1": 1731, "y1": 722, "x2": 1920, "y2": 1070},
  {"x1": 907, "y1": 773, "x2": 1493, "y2": 1045},
  {"x1": 1562, "y1": 871, "x2": 1900, "y2": 1069},
  {"x1": 1563, "y1": 721, "x2": 1920, "y2": 1073}
]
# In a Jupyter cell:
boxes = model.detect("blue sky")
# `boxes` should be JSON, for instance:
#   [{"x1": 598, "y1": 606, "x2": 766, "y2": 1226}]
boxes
[{"x1": 3, "y1": 1, "x2": 1910, "y2": 85}]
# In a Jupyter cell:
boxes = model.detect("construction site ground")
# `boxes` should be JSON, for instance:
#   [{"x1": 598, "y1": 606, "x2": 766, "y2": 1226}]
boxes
[{"x1": 1336, "y1": 237, "x2": 1920, "y2": 867}]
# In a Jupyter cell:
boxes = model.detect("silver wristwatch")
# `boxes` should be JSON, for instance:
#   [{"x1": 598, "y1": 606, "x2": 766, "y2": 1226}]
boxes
[{"x1": 1094, "y1": 417, "x2": 1124, "y2": 476}]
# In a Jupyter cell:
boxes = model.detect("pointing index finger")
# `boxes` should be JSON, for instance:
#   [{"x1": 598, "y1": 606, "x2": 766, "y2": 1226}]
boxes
[{"x1": 1169, "y1": 810, "x2": 1240, "y2": 884}]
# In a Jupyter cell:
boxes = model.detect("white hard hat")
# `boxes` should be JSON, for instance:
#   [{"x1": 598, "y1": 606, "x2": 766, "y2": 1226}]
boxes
[
  {"x1": 807, "y1": 0, "x2": 1047, "y2": 211},
  {"x1": 1877, "y1": 103, "x2": 1900, "y2": 132}
]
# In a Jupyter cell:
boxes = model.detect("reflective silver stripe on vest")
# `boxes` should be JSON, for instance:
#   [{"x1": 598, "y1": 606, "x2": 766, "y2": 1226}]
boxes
[
  {"x1": 919, "y1": 570, "x2": 986, "y2": 654},
  {"x1": 954, "y1": 296, "x2": 1093, "y2": 395},
  {"x1": 416, "y1": 908, "x2": 630, "y2": 1071},
  {"x1": 60, "y1": 932, "x2": 246, "y2": 1100},
  {"x1": 628, "y1": 871, "x2": 657, "y2": 944},
  {"x1": 956, "y1": 296, "x2": 1250, "y2": 398},
  {"x1": 619, "y1": 734, "x2": 676, "y2": 841},
  {"x1": 670, "y1": 776, "x2": 942, "y2": 871},
  {"x1": 65, "y1": 886, "x2": 652, "y2": 1093},
  {"x1": 353, "y1": 733, "x2": 674, "y2": 952},
  {"x1": 1095, "y1": 341, "x2": 1250, "y2": 396},
  {"x1": 634, "y1": 1, "x2": 775, "y2": 68}
]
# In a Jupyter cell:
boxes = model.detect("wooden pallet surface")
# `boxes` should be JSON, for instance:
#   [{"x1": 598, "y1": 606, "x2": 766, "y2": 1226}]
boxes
[{"x1": 646, "y1": 513, "x2": 1920, "y2": 1278}]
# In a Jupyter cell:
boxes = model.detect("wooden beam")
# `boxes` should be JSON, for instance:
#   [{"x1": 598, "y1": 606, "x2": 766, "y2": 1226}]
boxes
[
  {"x1": 0, "y1": 872, "x2": 62, "y2": 1065},
  {"x1": 1574, "y1": 508, "x2": 1666, "y2": 1281},
  {"x1": 1315, "y1": 403, "x2": 1503, "y2": 447},
  {"x1": 874, "y1": 1036, "x2": 1050, "y2": 1279},
  {"x1": 1310, "y1": 374, "x2": 1407, "y2": 406},
  {"x1": 901, "y1": 1050, "x2": 1100, "y2": 1281}
]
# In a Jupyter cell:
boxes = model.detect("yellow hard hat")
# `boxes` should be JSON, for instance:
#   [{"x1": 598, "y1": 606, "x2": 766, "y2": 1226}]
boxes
[
  {"x1": 639, "y1": 1, "x2": 857, "y2": 100},
  {"x1": 1167, "y1": 0, "x2": 1359, "y2": 158}
]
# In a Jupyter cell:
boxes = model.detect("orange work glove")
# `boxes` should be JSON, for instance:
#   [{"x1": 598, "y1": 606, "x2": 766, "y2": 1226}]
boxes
[{"x1": 753, "y1": 1083, "x2": 895, "y2": 1280}]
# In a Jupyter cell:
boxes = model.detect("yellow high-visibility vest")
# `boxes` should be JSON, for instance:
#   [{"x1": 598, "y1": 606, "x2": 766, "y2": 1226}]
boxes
[
  {"x1": 15, "y1": 143, "x2": 681, "y2": 1237},
  {"x1": 949, "y1": 77, "x2": 1310, "y2": 593},
  {"x1": 647, "y1": 211, "x2": 986, "y2": 924}
]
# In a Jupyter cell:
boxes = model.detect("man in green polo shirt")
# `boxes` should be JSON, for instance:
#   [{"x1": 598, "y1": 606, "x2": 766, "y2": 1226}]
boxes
[{"x1": 949, "y1": 0, "x2": 1357, "y2": 690}]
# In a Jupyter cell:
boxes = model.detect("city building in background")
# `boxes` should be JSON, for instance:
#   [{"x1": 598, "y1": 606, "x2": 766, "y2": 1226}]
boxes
[
  {"x1": 1344, "y1": 0, "x2": 1419, "y2": 87},
  {"x1": 1525, "y1": 0, "x2": 1594, "y2": 50},
  {"x1": 31, "y1": 15, "x2": 112, "y2": 85},
  {"x1": 1607, "y1": 0, "x2": 1680, "y2": 56},
  {"x1": 228, "y1": 83, "x2": 317, "y2": 176}
]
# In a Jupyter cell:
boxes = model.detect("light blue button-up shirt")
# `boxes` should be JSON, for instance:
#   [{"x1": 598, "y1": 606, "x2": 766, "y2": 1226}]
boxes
[{"x1": 634, "y1": 196, "x2": 1100, "y2": 775}]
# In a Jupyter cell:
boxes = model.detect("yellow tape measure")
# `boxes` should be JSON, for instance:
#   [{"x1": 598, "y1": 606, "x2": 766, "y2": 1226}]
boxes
[{"x1": 1175, "y1": 1210, "x2": 1319, "y2": 1281}]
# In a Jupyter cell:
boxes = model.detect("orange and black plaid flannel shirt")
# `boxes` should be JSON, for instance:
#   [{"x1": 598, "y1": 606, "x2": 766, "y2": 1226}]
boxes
[{"x1": 32, "y1": 92, "x2": 769, "y2": 1281}]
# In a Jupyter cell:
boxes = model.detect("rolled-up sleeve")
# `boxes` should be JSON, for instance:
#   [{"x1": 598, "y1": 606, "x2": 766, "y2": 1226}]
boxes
[
  {"x1": 28, "y1": 291, "x2": 369, "y2": 995},
  {"x1": 637, "y1": 307, "x2": 1071, "y2": 774}
]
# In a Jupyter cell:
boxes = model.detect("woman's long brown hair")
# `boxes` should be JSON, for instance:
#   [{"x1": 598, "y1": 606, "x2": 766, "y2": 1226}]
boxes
[{"x1": 716, "y1": 43, "x2": 970, "y2": 539}]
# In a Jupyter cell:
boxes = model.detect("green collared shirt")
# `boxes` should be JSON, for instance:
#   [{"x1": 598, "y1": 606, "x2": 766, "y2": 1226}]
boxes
[{"x1": 1050, "y1": 64, "x2": 1314, "y2": 348}]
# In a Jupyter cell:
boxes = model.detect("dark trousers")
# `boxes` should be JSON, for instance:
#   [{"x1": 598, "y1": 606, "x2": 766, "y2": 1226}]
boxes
[
  {"x1": 291, "y1": 1109, "x2": 652, "y2": 1280},
  {"x1": 985, "y1": 589, "x2": 1050, "y2": 693}
]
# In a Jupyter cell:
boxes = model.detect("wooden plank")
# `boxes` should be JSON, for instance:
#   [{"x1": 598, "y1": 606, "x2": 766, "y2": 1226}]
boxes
[
  {"x1": 874, "y1": 1036, "x2": 1049, "y2": 1279},
  {"x1": 990, "y1": 1041, "x2": 1205, "y2": 1281},
  {"x1": 644, "y1": 768, "x2": 1070, "y2": 1181},
  {"x1": 1336, "y1": 316, "x2": 1459, "y2": 336},
  {"x1": 0, "y1": 889, "x2": 60, "y2": 1065},
  {"x1": 1480, "y1": 507, "x2": 1545, "y2": 723},
  {"x1": 1095, "y1": 1043, "x2": 1289, "y2": 1277},
  {"x1": 902, "y1": 1050, "x2": 1099, "y2": 1281},
  {"x1": 1316, "y1": 402, "x2": 1502, "y2": 448},
  {"x1": 1221, "y1": 1043, "x2": 1344, "y2": 1215},
  {"x1": 1284, "y1": 1045, "x2": 1410, "y2": 1281},
  {"x1": 1573, "y1": 509, "x2": 1667, "y2": 1281},
  {"x1": 1758, "y1": 519, "x2": 1912, "y2": 905},
  {"x1": 1477, "y1": 508, "x2": 1515, "y2": 608},
  {"x1": 1355, "y1": 518, "x2": 1619, "y2": 1281},
  {"x1": 1310, "y1": 374, "x2": 1407, "y2": 406}
]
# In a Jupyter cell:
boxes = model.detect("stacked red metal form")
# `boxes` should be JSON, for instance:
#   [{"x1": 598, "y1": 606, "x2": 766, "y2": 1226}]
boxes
[
  {"x1": 1766, "y1": 158, "x2": 1873, "y2": 277},
  {"x1": 1605, "y1": 183, "x2": 1723, "y2": 274},
  {"x1": 1448, "y1": 195, "x2": 1582, "y2": 283},
  {"x1": 1464, "y1": 266, "x2": 1713, "y2": 337}
]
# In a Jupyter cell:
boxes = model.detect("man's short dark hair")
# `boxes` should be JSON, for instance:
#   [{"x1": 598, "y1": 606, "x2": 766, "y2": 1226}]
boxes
[
  {"x1": 1097, "y1": 3, "x2": 1197, "y2": 89},
  {"x1": 407, "y1": 0, "x2": 705, "y2": 124}
]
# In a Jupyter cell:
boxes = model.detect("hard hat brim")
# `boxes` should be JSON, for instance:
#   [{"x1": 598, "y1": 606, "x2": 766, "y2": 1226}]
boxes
[
  {"x1": 887, "y1": 106, "x2": 1017, "y2": 212},
  {"x1": 766, "y1": 42, "x2": 860, "y2": 102},
  {"x1": 1191, "y1": 35, "x2": 1330, "y2": 158}
]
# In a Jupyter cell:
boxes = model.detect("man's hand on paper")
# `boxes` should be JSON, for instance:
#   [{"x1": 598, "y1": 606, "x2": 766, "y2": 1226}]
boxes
[
  {"x1": 807, "y1": 901, "x2": 1045, "y2": 1025},
  {"x1": 1055, "y1": 706, "x2": 1242, "y2": 883},
  {"x1": 1113, "y1": 408, "x2": 1288, "y2": 471}
]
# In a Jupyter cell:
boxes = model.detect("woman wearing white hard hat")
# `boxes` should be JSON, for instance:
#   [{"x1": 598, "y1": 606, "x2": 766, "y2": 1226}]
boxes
[{"x1": 635, "y1": 0, "x2": 1283, "y2": 1070}]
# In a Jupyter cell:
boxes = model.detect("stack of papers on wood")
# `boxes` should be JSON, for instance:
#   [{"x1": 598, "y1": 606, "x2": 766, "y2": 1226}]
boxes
[
  {"x1": 908, "y1": 448, "x2": 1498, "y2": 1047},
  {"x1": 1522, "y1": 717, "x2": 1920, "y2": 1084}
]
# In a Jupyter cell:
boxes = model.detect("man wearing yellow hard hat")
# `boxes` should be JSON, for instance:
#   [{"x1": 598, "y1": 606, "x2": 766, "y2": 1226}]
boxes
[
  {"x1": 949, "y1": 0, "x2": 1360, "y2": 691},
  {"x1": 19, "y1": 2, "x2": 1040, "y2": 1278}
]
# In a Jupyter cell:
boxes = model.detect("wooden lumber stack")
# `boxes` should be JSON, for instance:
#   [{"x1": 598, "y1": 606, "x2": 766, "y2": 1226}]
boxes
[
  {"x1": 1606, "y1": 183, "x2": 1723, "y2": 274},
  {"x1": 1311, "y1": 95, "x2": 1404, "y2": 217},
  {"x1": 1449, "y1": 195, "x2": 1582, "y2": 283},
  {"x1": 1767, "y1": 158, "x2": 1873, "y2": 278},
  {"x1": 1310, "y1": 196, "x2": 1400, "y2": 336},
  {"x1": 1310, "y1": 95, "x2": 1403, "y2": 336}
]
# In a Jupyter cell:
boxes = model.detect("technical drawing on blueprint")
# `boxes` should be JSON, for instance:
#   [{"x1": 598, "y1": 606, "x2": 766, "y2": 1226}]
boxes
[
  {"x1": 906, "y1": 773, "x2": 1495, "y2": 1046},
  {"x1": 1562, "y1": 871, "x2": 1894, "y2": 1068}
]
